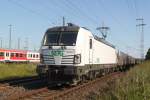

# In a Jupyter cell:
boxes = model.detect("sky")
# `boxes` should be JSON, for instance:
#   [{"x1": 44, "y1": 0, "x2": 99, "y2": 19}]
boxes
[{"x1": 0, "y1": 0, "x2": 150, "y2": 58}]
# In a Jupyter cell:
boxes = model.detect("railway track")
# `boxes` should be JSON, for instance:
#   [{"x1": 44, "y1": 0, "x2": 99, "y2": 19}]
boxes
[
  {"x1": 8, "y1": 71, "x2": 123, "y2": 100},
  {"x1": 0, "y1": 83, "x2": 10, "y2": 91},
  {"x1": 0, "y1": 75, "x2": 47, "y2": 87}
]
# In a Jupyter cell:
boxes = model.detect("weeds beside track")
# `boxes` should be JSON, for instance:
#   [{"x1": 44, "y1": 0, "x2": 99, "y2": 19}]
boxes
[{"x1": 8, "y1": 72, "x2": 124, "y2": 100}]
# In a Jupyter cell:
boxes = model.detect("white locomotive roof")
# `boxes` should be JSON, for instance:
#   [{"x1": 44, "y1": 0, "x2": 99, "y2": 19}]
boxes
[
  {"x1": 45, "y1": 23, "x2": 115, "y2": 49},
  {"x1": 94, "y1": 35, "x2": 115, "y2": 48},
  {"x1": 46, "y1": 23, "x2": 79, "y2": 32}
]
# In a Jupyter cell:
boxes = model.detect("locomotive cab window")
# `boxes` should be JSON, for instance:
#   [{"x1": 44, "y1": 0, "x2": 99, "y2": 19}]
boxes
[
  {"x1": 90, "y1": 39, "x2": 92, "y2": 49},
  {"x1": 43, "y1": 31, "x2": 78, "y2": 46},
  {"x1": 60, "y1": 32, "x2": 77, "y2": 46}
]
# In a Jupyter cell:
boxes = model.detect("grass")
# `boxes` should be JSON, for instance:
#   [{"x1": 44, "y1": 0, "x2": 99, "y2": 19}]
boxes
[
  {"x1": 87, "y1": 61, "x2": 150, "y2": 100},
  {"x1": 0, "y1": 63, "x2": 37, "y2": 80}
]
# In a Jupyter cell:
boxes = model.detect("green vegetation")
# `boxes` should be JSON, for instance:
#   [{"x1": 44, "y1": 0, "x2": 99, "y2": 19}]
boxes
[
  {"x1": 87, "y1": 61, "x2": 150, "y2": 100},
  {"x1": 0, "y1": 63, "x2": 37, "y2": 80},
  {"x1": 145, "y1": 48, "x2": 150, "y2": 60}
]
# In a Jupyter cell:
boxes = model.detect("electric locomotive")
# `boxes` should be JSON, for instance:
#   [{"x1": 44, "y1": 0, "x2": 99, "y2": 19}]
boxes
[{"x1": 37, "y1": 23, "x2": 120, "y2": 85}]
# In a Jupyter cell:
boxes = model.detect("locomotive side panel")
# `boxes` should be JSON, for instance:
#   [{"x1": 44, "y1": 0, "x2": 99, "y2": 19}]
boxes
[
  {"x1": 93, "y1": 39, "x2": 117, "y2": 65},
  {"x1": 75, "y1": 28, "x2": 93, "y2": 66}
]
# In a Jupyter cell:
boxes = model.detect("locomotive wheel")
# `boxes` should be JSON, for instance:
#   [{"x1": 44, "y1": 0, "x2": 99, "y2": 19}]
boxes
[{"x1": 88, "y1": 71, "x2": 94, "y2": 80}]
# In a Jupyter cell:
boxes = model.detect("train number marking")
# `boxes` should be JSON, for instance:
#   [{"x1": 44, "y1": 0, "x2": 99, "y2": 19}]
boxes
[{"x1": 49, "y1": 50, "x2": 64, "y2": 57}]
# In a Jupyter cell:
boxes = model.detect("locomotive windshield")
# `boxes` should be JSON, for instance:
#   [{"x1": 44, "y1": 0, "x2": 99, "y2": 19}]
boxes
[{"x1": 43, "y1": 31, "x2": 78, "y2": 46}]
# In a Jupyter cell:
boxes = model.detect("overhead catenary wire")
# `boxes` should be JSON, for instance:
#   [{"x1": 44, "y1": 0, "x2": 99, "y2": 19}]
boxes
[
  {"x1": 66, "y1": 0, "x2": 98, "y2": 26},
  {"x1": 97, "y1": 0, "x2": 141, "y2": 55},
  {"x1": 97, "y1": 0, "x2": 129, "y2": 32},
  {"x1": 60, "y1": 0, "x2": 86, "y2": 21},
  {"x1": 8, "y1": 24, "x2": 12, "y2": 49},
  {"x1": 83, "y1": 0, "x2": 101, "y2": 22},
  {"x1": 125, "y1": 0, "x2": 137, "y2": 19},
  {"x1": 7, "y1": 0, "x2": 142, "y2": 57},
  {"x1": 7, "y1": 0, "x2": 53, "y2": 23},
  {"x1": 47, "y1": 0, "x2": 98, "y2": 27},
  {"x1": 125, "y1": 0, "x2": 136, "y2": 20},
  {"x1": 51, "y1": 0, "x2": 141, "y2": 56},
  {"x1": 125, "y1": 0, "x2": 141, "y2": 53},
  {"x1": 125, "y1": 0, "x2": 130, "y2": 11},
  {"x1": 133, "y1": 0, "x2": 139, "y2": 18},
  {"x1": 0, "y1": 37, "x2": 3, "y2": 48},
  {"x1": 46, "y1": 0, "x2": 83, "y2": 24}
]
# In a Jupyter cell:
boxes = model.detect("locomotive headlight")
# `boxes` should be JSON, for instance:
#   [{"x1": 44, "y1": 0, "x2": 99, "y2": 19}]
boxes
[{"x1": 74, "y1": 54, "x2": 81, "y2": 64}]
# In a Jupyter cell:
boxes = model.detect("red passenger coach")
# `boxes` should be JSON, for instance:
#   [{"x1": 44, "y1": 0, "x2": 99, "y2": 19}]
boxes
[
  {"x1": 27, "y1": 51, "x2": 40, "y2": 62},
  {"x1": 0, "y1": 49, "x2": 40, "y2": 63},
  {"x1": 9, "y1": 49, "x2": 27, "y2": 62},
  {"x1": 0, "y1": 49, "x2": 5, "y2": 61}
]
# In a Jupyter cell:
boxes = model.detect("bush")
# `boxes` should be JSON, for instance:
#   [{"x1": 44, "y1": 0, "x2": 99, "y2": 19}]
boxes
[{"x1": 145, "y1": 48, "x2": 150, "y2": 60}]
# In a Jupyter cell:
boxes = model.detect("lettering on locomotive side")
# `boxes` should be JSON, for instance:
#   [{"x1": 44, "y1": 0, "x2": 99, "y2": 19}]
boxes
[{"x1": 49, "y1": 50, "x2": 64, "y2": 57}]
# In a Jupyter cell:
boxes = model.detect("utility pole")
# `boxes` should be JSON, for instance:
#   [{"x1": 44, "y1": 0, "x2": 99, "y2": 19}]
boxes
[
  {"x1": 0, "y1": 37, "x2": 2, "y2": 48},
  {"x1": 8, "y1": 24, "x2": 12, "y2": 49},
  {"x1": 96, "y1": 22, "x2": 110, "y2": 40},
  {"x1": 18, "y1": 38, "x2": 20, "y2": 49},
  {"x1": 136, "y1": 18, "x2": 146, "y2": 59},
  {"x1": 24, "y1": 37, "x2": 28, "y2": 50},
  {"x1": 63, "y1": 16, "x2": 65, "y2": 26}
]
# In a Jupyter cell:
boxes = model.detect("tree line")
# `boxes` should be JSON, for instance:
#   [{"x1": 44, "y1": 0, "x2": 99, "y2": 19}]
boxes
[{"x1": 145, "y1": 48, "x2": 150, "y2": 60}]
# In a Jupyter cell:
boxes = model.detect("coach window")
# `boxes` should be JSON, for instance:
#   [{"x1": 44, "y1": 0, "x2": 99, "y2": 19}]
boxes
[
  {"x1": 90, "y1": 39, "x2": 92, "y2": 49},
  {"x1": 16, "y1": 53, "x2": 19, "y2": 58},
  {"x1": 0, "y1": 52, "x2": 4, "y2": 57},
  {"x1": 6, "y1": 53, "x2": 9, "y2": 57},
  {"x1": 31, "y1": 54, "x2": 32, "y2": 58},
  {"x1": 11, "y1": 53, "x2": 14, "y2": 57},
  {"x1": 20, "y1": 54, "x2": 23, "y2": 57},
  {"x1": 29, "y1": 54, "x2": 31, "y2": 58},
  {"x1": 36, "y1": 54, "x2": 39, "y2": 58},
  {"x1": 22, "y1": 54, "x2": 24, "y2": 57},
  {"x1": 33, "y1": 54, "x2": 35, "y2": 58},
  {"x1": 24, "y1": 54, "x2": 27, "y2": 58}
]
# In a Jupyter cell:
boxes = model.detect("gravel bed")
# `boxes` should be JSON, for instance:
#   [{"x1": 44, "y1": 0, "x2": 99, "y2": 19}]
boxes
[
  {"x1": 0, "y1": 85, "x2": 26, "y2": 100},
  {"x1": 0, "y1": 73, "x2": 123, "y2": 100},
  {"x1": 58, "y1": 74, "x2": 123, "y2": 100}
]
